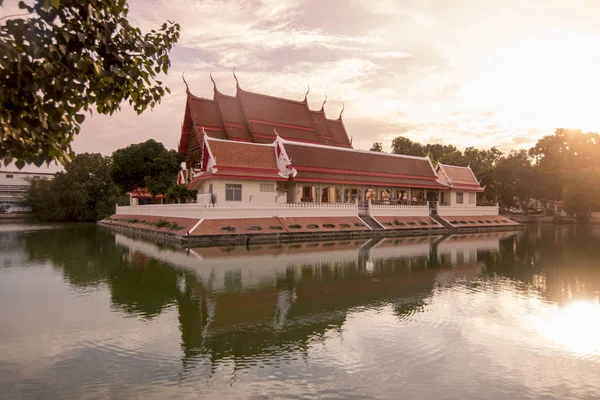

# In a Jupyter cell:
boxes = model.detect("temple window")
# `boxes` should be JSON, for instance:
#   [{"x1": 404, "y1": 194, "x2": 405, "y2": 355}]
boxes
[
  {"x1": 226, "y1": 184, "x2": 242, "y2": 201},
  {"x1": 6, "y1": 174, "x2": 13, "y2": 178},
  {"x1": 301, "y1": 185, "x2": 314, "y2": 202},
  {"x1": 456, "y1": 192, "x2": 464, "y2": 204},
  {"x1": 260, "y1": 183, "x2": 275, "y2": 192}
]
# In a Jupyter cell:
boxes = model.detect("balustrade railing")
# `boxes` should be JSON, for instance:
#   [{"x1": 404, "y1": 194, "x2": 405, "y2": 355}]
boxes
[{"x1": 121, "y1": 201, "x2": 359, "y2": 209}]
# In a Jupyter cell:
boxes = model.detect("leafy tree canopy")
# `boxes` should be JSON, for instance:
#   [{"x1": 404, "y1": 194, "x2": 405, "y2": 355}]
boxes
[
  {"x1": 0, "y1": 0, "x2": 181, "y2": 167},
  {"x1": 166, "y1": 184, "x2": 197, "y2": 204},
  {"x1": 111, "y1": 139, "x2": 182, "y2": 199},
  {"x1": 391, "y1": 136, "x2": 425, "y2": 157},
  {"x1": 27, "y1": 152, "x2": 117, "y2": 221},
  {"x1": 369, "y1": 142, "x2": 383, "y2": 152}
]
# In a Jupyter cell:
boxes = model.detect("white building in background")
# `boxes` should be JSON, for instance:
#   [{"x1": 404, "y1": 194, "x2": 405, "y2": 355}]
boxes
[{"x1": 0, "y1": 171, "x2": 54, "y2": 213}]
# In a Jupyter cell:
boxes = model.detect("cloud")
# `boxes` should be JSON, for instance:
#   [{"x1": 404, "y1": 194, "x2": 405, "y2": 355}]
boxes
[{"x1": 8, "y1": 0, "x2": 600, "y2": 173}]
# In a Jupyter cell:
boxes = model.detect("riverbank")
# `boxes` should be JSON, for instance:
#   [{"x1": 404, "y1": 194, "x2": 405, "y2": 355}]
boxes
[
  {"x1": 504, "y1": 214, "x2": 578, "y2": 224},
  {"x1": 98, "y1": 218, "x2": 523, "y2": 247}
]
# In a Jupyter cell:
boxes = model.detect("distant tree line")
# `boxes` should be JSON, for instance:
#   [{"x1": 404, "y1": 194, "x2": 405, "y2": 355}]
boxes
[
  {"x1": 27, "y1": 139, "x2": 195, "y2": 222},
  {"x1": 371, "y1": 128, "x2": 600, "y2": 219},
  {"x1": 27, "y1": 128, "x2": 600, "y2": 222}
]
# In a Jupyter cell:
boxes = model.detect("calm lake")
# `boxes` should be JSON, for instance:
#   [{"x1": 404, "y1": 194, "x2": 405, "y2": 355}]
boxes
[{"x1": 2, "y1": 223, "x2": 600, "y2": 399}]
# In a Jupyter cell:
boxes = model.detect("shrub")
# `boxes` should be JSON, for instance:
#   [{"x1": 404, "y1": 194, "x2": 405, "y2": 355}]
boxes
[
  {"x1": 155, "y1": 219, "x2": 171, "y2": 228},
  {"x1": 289, "y1": 224, "x2": 302, "y2": 229},
  {"x1": 339, "y1": 224, "x2": 351, "y2": 228},
  {"x1": 269, "y1": 225, "x2": 284, "y2": 230},
  {"x1": 170, "y1": 222, "x2": 184, "y2": 230},
  {"x1": 247, "y1": 226, "x2": 263, "y2": 231},
  {"x1": 306, "y1": 224, "x2": 320, "y2": 229},
  {"x1": 354, "y1": 223, "x2": 364, "y2": 227},
  {"x1": 220, "y1": 226, "x2": 236, "y2": 232},
  {"x1": 394, "y1": 220, "x2": 405, "y2": 226},
  {"x1": 323, "y1": 224, "x2": 336, "y2": 228}
]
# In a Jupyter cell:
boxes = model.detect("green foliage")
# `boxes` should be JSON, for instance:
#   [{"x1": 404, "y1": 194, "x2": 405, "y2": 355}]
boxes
[
  {"x1": 289, "y1": 224, "x2": 302, "y2": 229},
  {"x1": 27, "y1": 153, "x2": 117, "y2": 221},
  {"x1": 166, "y1": 184, "x2": 197, "y2": 203},
  {"x1": 391, "y1": 136, "x2": 425, "y2": 156},
  {"x1": 111, "y1": 139, "x2": 183, "y2": 199},
  {"x1": 562, "y1": 169, "x2": 600, "y2": 221},
  {"x1": 387, "y1": 129, "x2": 600, "y2": 218},
  {"x1": 0, "y1": 0, "x2": 181, "y2": 167},
  {"x1": 369, "y1": 142, "x2": 383, "y2": 152}
]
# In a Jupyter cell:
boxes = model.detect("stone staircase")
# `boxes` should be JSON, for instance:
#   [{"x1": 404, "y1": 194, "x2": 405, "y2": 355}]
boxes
[
  {"x1": 359, "y1": 215, "x2": 385, "y2": 230},
  {"x1": 431, "y1": 213, "x2": 452, "y2": 228}
]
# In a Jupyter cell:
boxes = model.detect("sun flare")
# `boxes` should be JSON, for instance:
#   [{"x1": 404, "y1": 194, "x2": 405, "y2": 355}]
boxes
[{"x1": 534, "y1": 300, "x2": 600, "y2": 355}]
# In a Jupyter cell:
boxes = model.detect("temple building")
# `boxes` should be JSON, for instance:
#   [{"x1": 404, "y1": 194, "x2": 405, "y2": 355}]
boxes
[
  {"x1": 177, "y1": 74, "x2": 485, "y2": 211},
  {"x1": 103, "y1": 73, "x2": 517, "y2": 241}
]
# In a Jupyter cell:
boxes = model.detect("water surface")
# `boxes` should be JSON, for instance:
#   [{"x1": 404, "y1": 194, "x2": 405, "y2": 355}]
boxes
[{"x1": 2, "y1": 223, "x2": 600, "y2": 399}]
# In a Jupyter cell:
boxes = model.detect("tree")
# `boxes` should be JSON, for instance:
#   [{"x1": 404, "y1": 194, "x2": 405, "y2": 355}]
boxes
[
  {"x1": 391, "y1": 136, "x2": 425, "y2": 156},
  {"x1": 27, "y1": 153, "x2": 117, "y2": 221},
  {"x1": 562, "y1": 169, "x2": 600, "y2": 220},
  {"x1": 111, "y1": 139, "x2": 183, "y2": 200},
  {"x1": 494, "y1": 150, "x2": 536, "y2": 207},
  {"x1": 0, "y1": 0, "x2": 181, "y2": 167},
  {"x1": 166, "y1": 184, "x2": 197, "y2": 203},
  {"x1": 369, "y1": 142, "x2": 383, "y2": 152}
]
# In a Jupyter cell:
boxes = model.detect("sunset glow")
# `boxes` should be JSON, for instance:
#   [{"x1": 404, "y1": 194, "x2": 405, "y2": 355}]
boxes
[{"x1": 3, "y1": 0, "x2": 600, "y2": 163}]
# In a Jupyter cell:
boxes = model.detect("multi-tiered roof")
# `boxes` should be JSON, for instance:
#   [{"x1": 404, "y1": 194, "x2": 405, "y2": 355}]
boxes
[{"x1": 178, "y1": 73, "x2": 352, "y2": 167}]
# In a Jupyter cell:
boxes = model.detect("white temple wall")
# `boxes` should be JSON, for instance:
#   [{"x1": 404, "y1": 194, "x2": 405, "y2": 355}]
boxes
[
  {"x1": 368, "y1": 204, "x2": 430, "y2": 217},
  {"x1": 115, "y1": 202, "x2": 359, "y2": 219},
  {"x1": 438, "y1": 205, "x2": 499, "y2": 216},
  {"x1": 194, "y1": 178, "x2": 286, "y2": 204}
]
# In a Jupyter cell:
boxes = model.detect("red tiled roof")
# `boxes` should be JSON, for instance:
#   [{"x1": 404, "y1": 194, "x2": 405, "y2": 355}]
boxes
[
  {"x1": 310, "y1": 110, "x2": 334, "y2": 140},
  {"x1": 439, "y1": 164, "x2": 480, "y2": 187},
  {"x1": 128, "y1": 189, "x2": 165, "y2": 199},
  {"x1": 180, "y1": 76, "x2": 354, "y2": 156},
  {"x1": 188, "y1": 138, "x2": 285, "y2": 187},
  {"x1": 326, "y1": 119, "x2": 351, "y2": 147},
  {"x1": 208, "y1": 139, "x2": 277, "y2": 170},
  {"x1": 237, "y1": 87, "x2": 314, "y2": 127},
  {"x1": 214, "y1": 92, "x2": 253, "y2": 141},
  {"x1": 189, "y1": 96, "x2": 222, "y2": 128},
  {"x1": 284, "y1": 141, "x2": 439, "y2": 179}
]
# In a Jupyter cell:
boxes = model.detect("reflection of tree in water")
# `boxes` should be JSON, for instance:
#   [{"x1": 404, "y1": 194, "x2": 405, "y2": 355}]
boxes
[
  {"x1": 480, "y1": 225, "x2": 600, "y2": 305},
  {"x1": 23, "y1": 225, "x2": 181, "y2": 318}
]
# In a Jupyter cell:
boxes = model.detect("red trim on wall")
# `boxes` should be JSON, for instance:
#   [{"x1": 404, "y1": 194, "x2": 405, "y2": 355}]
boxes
[
  {"x1": 291, "y1": 177, "x2": 448, "y2": 189},
  {"x1": 193, "y1": 174, "x2": 285, "y2": 182},
  {"x1": 248, "y1": 119, "x2": 316, "y2": 132},
  {"x1": 195, "y1": 125, "x2": 224, "y2": 132},
  {"x1": 292, "y1": 166, "x2": 438, "y2": 181},
  {"x1": 225, "y1": 123, "x2": 247, "y2": 129}
]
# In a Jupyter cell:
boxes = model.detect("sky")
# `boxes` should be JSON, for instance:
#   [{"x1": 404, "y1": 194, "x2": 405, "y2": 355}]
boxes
[{"x1": 3, "y1": 0, "x2": 600, "y2": 173}]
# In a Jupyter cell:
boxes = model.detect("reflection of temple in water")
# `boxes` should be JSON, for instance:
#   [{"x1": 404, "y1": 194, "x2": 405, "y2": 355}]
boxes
[{"x1": 114, "y1": 231, "x2": 517, "y2": 370}]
